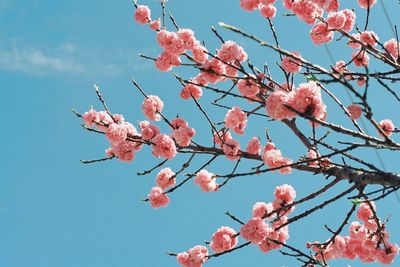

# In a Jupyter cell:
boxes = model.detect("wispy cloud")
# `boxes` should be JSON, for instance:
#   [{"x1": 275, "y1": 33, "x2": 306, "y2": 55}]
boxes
[
  {"x1": 0, "y1": 46, "x2": 85, "y2": 76},
  {"x1": 0, "y1": 41, "x2": 155, "y2": 77}
]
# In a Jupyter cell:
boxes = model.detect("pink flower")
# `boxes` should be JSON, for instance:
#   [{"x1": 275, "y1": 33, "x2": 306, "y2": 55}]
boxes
[
  {"x1": 213, "y1": 130, "x2": 232, "y2": 146},
  {"x1": 172, "y1": 120, "x2": 196, "y2": 147},
  {"x1": 292, "y1": 0, "x2": 323, "y2": 24},
  {"x1": 191, "y1": 44, "x2": 208, "y2": 64},
  {"x1": 148, "y1": 186, "x2": 170, "y2": 208},
  {"x1": 358, "y1": 0, "x2": 377, "y2": 9},
  {"x1": 246, "y1": 137, "x2": 261, "y2": 155},
  {"x1": 155, "y1": 50, "x2": 181, "y2": 72},
  {"x1": 261, "y1": 0, "x2": 275, "y2": 4},
  {"x1": 222, "y1": 138, "x2": 241, "y2": 160},
  {"x1": 237, "y1": 79, "x2": 260, "y2": 101},
  {"x1": 342, "y1": 9, "x2": 356, "y2": 32},
  {"x1": 347, "y1": 104, "x2": 362, "y2": 119},
  {"x1": 134, "y1": 5, "x2": 151, "y2": 24},
  {"x1": 156, "y1": 30, "x2": 185, "y2": 55},
  {"x1": 282, "y1": 0, "x2": 294, "y2": 9},
  {"x1": 180, "y1": 83, "x2": 203, "y2": 100},
  {"x1": 360, "y1": 31, "x2": 378, "y2": 46},
  {"x1": 139, "y1": 120, "x2": 160, "y2": 141},
  {"x1": 352, "y1": 50, "x2": 370, "y2": 67},
  {"x1": 265, "y1": 90, "x2": 296, "y2": 120},
  {"x1": 152, "y1": 134, "x2": 177, "y2": 159},
  {"x1": 289, "y1": 81, "x2": 326, "y2": 121},
  {"x1": 171, "y1": 117, "x2": 189, "y2": 129},
  {"x1": 149, "y1": 19, "x2": 160, "y2": 31},
  {"x1": 307, "y1": 149, "x2": 319, "y2": 166},
  {"x1": 210, "y1": 226, "x2": 238, "y2": 253},
  {"x1": 105, "y1": 123, "x2": 128, "y2": 144},
  {"x1": 195, "y1": 170, "x2": 218, "y2": 192},
  {"x1": 262, "y1": 148, "x2": 292, "y2": 174},
  {"x1": 260, "y1": 4, "x2": 277, "y2": 19},
  {"x1": 252, "y1": 202, "x2": 274, "y2": 218},
  {"x1": 82, "y1": 108, "x2": 99, "y2": 127},
  {"x1": 240, "y1": 218, "x2": 269, "y2": 244},
  {"x1": 282, "y1": 52, "x2": 302, "y2": 73},
  {"x1": 177, "y1": 245, "x2": 208, "y2": 267},
  {"x1": 356, "y1": 202, "x2": 375, "y2": 223},
  {"x1": 379, "y1": 119, "x2": 395, "y2": 136},
  {"x1": 142, "y1": 95, "x2": 164, "y2": 121},
  {"x1": 156, "y1": 167, "x2": 176, "y2": 190},
  {"x1": 326, "y1": 0, "x2": 339, "y2": 12},
  {"x1": 240, "y1": 0, "x2": 261, "y2": 11},
  {"x1": 348, "y1": 33, "x2": 362, "y2": 49},
  {"x1": 201, "y1": 58, "x2": 226, "y2": 84},
  {"x1": 109, "y1": 141, "x2": 137, "y2": 162},
  {"x1": 384, "y1": 38, "x2": 400, "y2": 59},
  {"x1": 225, "y1": 107, "x2": 248, "y2": 135},
  {"x1": 274, "y1": 184, "x2": 296, "y2": 204},
  {"x1": 327, "y1": 11, "x2": 346, "y2": 29},
  {"x1": 310, "y1": 22, "x2": 334, "y2": 45},
  {"x1": 357, "y1": 77, "x2": 367, "y2": 86},
  {"x1": 377, "y1": 243, "x2": 399, "y2": 264},
  {"x1": 178, "y1": 28, "x2": 197, "y2": 50},
  {"x1": 218, "y1": 41, "x2": 248, "y2": 63}
]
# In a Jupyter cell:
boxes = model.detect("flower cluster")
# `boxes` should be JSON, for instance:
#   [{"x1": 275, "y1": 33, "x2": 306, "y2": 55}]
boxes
[
  {"x1": 195, "y1": 170, "x2": 218, "y2": 192},
  {"x1": 83, "y1": 109, "x2": 143, "y2": 162},
  {"x1": 225, "y1": 107, "x2": 248, "y2": 135},
  {"x1": 134, "y1": 5, "x2": 161, "y2": 30},
  {"x1": 241, "y1": 184, "x2": 296, "y2": 252},
  {"x1": 171, "y1": 118, "x2": 196, "y2": 147},
  {"x1": 265, "y1": 81, "x2": 326, "y2": 125},
  {"x1": 240, "y1": 0, "x2": 277, "y2": 19},
  {"x1": 176, "y1": 245, "x2": 209, "y2": 267},
  {"x1": 309, "y1": 201, "x2": 399, "y2": 265},
  {"x1": 262, "y1": 142, "x2": 293, "y2": 174}
]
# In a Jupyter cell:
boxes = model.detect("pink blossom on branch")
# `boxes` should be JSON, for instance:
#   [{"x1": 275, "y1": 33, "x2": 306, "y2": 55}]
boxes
[
  {"x1": 177, "y1": 245, "x2": 208, "y2": 267},
  {"x1": 224, "y1": 106, "x2": 248, "y2": 135},
  {"x1": 195, "y1": 170, "x2": 218, "y2": 192},
  {"x1": 148, "y1": 186, "x2": 170, "y2": 208},
  {"x1": 156, "y1": 167, "x2": 176, "y2": 190},
  {"x1": 142, "y1": 95, "x2": 164, "y2": 121},
  {"x1": 210, "y1": 226, "x2": 238, "y2": 253},
  {"x1": 134, "y1": 5, "x2": 151, "y2": 24}
]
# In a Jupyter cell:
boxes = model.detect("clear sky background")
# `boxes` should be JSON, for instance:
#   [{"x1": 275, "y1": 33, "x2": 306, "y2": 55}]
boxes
[{"x1": 1, "y1": 0, "x2": 400, "y2": 266}]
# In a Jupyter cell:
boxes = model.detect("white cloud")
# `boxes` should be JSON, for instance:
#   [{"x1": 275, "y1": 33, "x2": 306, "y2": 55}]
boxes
[
  {"x1": 0, "y1": 45, "x2": 85, "y2": 76},
  {"x1": 0, "y1": 41, "x2": 156, "y2": 78}
]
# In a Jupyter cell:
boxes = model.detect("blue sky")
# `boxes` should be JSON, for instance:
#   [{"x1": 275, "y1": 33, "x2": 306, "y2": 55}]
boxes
[{"x1": 1, "y1": 0, "x2": 400, "y2": 266}]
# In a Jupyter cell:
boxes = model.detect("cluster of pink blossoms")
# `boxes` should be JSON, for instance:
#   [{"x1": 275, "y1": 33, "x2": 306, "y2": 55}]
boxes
[
  {"x1": 177, "y1": 184, "x2": 296, "y2": 266},
  {"x1": 171, "y1": 118, "x2": 196, "y2": 147},
  {"x1": 176, "y1": 245, "x2": 209, "y2": 267},
  {"x1": 281, "y1": 52, "x2": 302, "y2": 73},
  {"x1": 241, "y1": 184, "x2": 295, "y2": 252},
  {"x1": 155, "y1": 28, "x2": 207, "y2": 72},
  {"x1": 240, "y1": 0, "x2": 278, "y2": 19},
  {"x1": 309, "y1": 201, "x2": 399, "y2": 265},
  {"x1": 384, "y1": 39, "x2": 400, "y2": 60},
  {"x1": 180, "y1": 41, "x2": 248, "y2": 100},
  {"x1": 195, "y1": 170, "x2": 218, "y2": 192},
  {"x1": 213, "y1": 130, "x2": 241, "y2": 160},
  {"x1": 265, "y1": 81, "x2": 327, "y2": 124},
  {"x1": 262, "y1": 142, "x2": 293, "y2": 174},
  {"x1": 237, "y1": 78, "x2": 261, "y2": 102},
  {"x1": 224, "y1": 107, "x2": 248, "y2": 135},
  {"x1": 147, "y1": 167, "x2": 177, "y2": 208},
  {"x1": 83, "y1": 109, "x2": 143, "y2": 162},
  {"x1": 134, "y1": 5, "x2": 160, "y2": 30}
]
